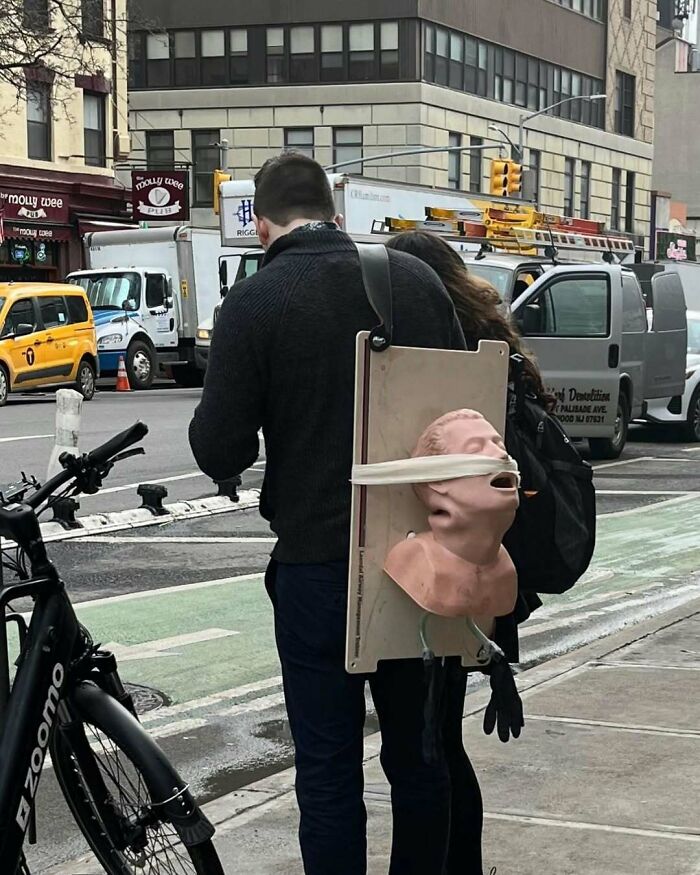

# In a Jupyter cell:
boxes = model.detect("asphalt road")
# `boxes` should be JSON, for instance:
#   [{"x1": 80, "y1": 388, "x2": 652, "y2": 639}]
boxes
[{"x1": 2, "y1": 390, "x2": 699, "y2": 872}]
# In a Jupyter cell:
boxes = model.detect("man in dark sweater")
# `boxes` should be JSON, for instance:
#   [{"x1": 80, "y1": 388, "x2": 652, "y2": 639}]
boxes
[{"x1": 189, "y1": 154, "x2": 467, "y2": 874}]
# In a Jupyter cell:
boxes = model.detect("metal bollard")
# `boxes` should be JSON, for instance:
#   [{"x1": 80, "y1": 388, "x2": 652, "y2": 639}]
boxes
[
  {"x1": 137, "y1": 483, "x2": 169, "y2": 516},
  {"x1": 47, "y1": 389, "x2": 83, "y2": 481}
]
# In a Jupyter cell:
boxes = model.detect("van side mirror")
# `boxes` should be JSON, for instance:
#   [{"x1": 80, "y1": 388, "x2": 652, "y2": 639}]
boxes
[
  {"x1": 15, "y1": 323, "x2": 34, "y2": 338},
  {"x1": 123, "y1": 299, "x2": 137, "y2": 312},
  {"x1": 521, "y1": 303, "x2": 542, "y2": 335},
  {"x1": 219, "y1": 260, "x2": 228, "y2": 288}
]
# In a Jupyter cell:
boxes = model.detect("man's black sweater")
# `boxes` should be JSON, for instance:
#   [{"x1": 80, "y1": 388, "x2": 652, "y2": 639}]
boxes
[{"x1": 189, "y1": 226, "x2": 465, "y2": 563}]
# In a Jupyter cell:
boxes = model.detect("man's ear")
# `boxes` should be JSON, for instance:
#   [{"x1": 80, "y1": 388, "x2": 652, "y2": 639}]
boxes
[{"x1": 254, "y1": 215, "x2": 271, "y2": 249}]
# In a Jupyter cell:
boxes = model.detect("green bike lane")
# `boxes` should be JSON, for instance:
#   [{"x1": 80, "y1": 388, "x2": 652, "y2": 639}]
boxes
[{"x1": 67, "y1": 494, "x2": 700, "y2": 709}]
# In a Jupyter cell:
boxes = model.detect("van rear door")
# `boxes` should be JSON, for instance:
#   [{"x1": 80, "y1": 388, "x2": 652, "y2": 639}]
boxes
[
  {"x1": 511, "y1": 265, "x2": 623, "y2": 437},
  {"x1": 643, "y1": 272, "x2": 687, "y2": 399}
]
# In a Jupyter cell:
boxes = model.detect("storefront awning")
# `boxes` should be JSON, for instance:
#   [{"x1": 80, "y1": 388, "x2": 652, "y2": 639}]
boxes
[{"x1": 3, "y1": 221, "x2": 73, "y2": 242}]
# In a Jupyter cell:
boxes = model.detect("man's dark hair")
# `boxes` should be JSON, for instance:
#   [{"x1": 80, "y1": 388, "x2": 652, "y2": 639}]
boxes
[{"x1": 254, "y1": 152, "x2": 336, "y2": 226}]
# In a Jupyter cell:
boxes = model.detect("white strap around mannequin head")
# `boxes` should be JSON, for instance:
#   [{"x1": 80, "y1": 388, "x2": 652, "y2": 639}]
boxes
[{"x1": 351, "y1": 454, "x2": 521, "y2": 487}]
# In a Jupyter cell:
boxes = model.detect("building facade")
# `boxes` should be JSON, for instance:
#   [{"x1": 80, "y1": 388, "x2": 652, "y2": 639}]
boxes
[
  {"x1": 129, "y1": 0, "x2": 656, "y2": 244},
  {"x1": 0, "y1": 0, "x2": 132, "y2": 280}
]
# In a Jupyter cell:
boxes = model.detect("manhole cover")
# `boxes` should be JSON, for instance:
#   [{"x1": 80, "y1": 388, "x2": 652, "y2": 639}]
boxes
[{"x1": 125, "y1": 682, "x2": 170, "y2": 714}]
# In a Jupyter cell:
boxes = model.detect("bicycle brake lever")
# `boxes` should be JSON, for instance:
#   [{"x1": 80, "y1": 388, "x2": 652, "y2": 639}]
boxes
[{"x1": 111, "y1": 448, "x2": 146, "y2": 463}]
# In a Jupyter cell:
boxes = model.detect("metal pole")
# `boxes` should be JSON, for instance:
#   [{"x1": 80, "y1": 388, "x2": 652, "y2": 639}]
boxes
[
  {"x1": 219, "y1": 139, "x2": 229, "y2": 173},
  {"x1": 517, "y1": 93, "x2": 606, "y2": 164},
  {"x1": 323, "y1": 143, "x2": 502, "y2": 173}
]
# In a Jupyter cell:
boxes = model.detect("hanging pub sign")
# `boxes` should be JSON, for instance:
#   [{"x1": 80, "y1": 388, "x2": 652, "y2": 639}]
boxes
[
  {"x1": 131, "y1": 171, "x2": 190, "y2": 222},
  {"x1": 656, "y1": 231, "x2": 697, "y2": 263}
]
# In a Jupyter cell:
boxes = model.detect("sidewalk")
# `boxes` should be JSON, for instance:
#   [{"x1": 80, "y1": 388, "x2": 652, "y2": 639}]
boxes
[{"x1": 51, "y1": 597, "x2": 700, "y2": 875}]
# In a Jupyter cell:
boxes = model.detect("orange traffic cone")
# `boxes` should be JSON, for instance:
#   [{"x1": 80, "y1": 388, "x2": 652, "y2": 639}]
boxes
[{"x1": 116, "y1": 355, "x2": 131, "y2": 392}]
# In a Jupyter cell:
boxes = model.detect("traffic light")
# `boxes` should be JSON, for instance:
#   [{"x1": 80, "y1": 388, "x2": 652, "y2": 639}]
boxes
[
  {"x1": 490, "y1": 160, "x2": 509, "y2": 197},
  {"x1": 213, "y1": 169, "x2": 232, "y2": 215},
  {"x1": 507, "y1": 162, "x2": 523, "y2": 196}
]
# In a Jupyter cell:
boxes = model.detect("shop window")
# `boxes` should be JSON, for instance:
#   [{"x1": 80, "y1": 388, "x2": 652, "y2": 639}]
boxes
[
  {"x1": 285, "y1": 128, "x2": 314, "y2": 159},
  {"x1": 230, "y1": 29, "x2": 248, "y2": 84},
  {"x1": 174, "y1": 31, "x2": 197, "y2": 87},
  {"x1": 39, "y1": 296, "x2": 69, "y2": 329},
  {"x1": 146, "y1": 130, "x2": 174, "y2": 168},
  {"x1": 580, "y1": 160, "x2": 591, "y2": 219},
  {"x1": 349, "y1": 23, "x2": 375, "y2": 81},
  {"x1": 84, "y1": 92, "x2": 106, "y2": 167},
  {"x1": 27, "y1": 82, "x2": 51, "y2": 161},
  {"x1": 81, "y1": 0, "x2": 104, "y2": 40},
  {"x1": 448, "y1": 132, "x2": 461, "y2": 190},
  {"x1": 192, "y1": 129, "x2": 219, "y2": 205},
  {"x1": 469, "y1": 136, "x2": 483, "y2": 194},
  {"x1": 201, "y1": 30, "x2": 227, "y2": 86},
  {"x1": 321, "y1": 25, "x2": 344, "y2": 81},
  {"x1": 290, "y1": 27, "x2": 316, "y2": 83},
  {"x1": 615, "y1": 71, "x2": 635, "y2": 136},
  {"x1": 267, "y1": 28, "x2": 286, "y2": 83},
  {"x1": 380, "y1": 22, "x2": 399, "y2": 80},
  {"x1": 146, "y1": 33, "x2": 171, "y2": 88},
  {"x1": 23, "y1": 0, "x2": 49, "y2": 31},
  {"x1": 611, "y1": 167, "x2": 621, "y2": 229},
  {"x1": 333, "y1": 127, "x2": 363, "y2": 174}
]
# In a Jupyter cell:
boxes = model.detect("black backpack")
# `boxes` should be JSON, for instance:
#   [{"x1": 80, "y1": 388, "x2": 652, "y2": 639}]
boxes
[{"x1": 503, "y1": 355, "x2": 596, "y2": 597}]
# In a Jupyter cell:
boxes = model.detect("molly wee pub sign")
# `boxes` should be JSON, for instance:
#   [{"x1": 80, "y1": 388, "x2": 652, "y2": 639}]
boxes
[
  {"x1": 0, "y1": 186, "x2": 69, "y2": 223},
  {"x1": 131, "y1": 171, "x2": 190, "y2": 222}
]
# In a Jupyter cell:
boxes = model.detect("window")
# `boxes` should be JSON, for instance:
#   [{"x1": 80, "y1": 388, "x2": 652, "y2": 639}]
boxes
[
  {"x1": 435, "y1": 27, "x2": 449, "y2": 86},
  {"x1": 66, "y1": 296, "x2": 89, "y2": 325},
  {"x1": 285, "y1": 128, "x2": 314, "y2": 159},
  {"x1": 128, "y1": 32, "x2": 145, "y2": 88},
  {"x1": 83, "y1": 92, "x2": 106, "y2": 167},
  {"x1": 615, "y1": 71, "x2": 635, "y2": 136},
  {"x1": 611, "y1": 167, "x2": 621, "y2": 229},
  {"x1": 623, "y1": 0, "x2": 632, "y2": 18},
  {"x1": 424, "y1": 23, "x2": 436, "y2": 82},
  {"x1": 469, "y1": 136, "x2": 483, "y2": 194},
  {"x1": 449, "y1": 32, "x2": 464, "y2": 90},
  {"x1": 521, "y1": 276, "x2": 610, "y2": 338},
  {"x1": 26, "y1": 83, "x2": 51, "y2": 161},
  {"x1": 448, "y1": 132, "x2": 461, "y2": 190},
  {"x1": 201, "y1": 30, "x2": 227, "y2": 86},
  {"x1": 39, "y1": 296, "x2": 68, "y2": 330},
  {"x1": 564, "y1": 158, "x2": 575, "y2": 215},
  {"x1": 192, "y1": 130, "x2": 219, "y2": 205},
  {"x1": 580, "y1": 161, "x2": 591, "y2": 219},
  {"x1": 528, "y1": 149, "x2": 541, "y2": 203},
  {"x1": 380, "y1": 21, "x2": 399, "y2": 79},
  {"x1": 174, "y1": 31, "x2": 197, "y2": 86},
  {"x1": 625, "y1": 171, "x2": 635, "y2": 234},
  {"x1": 81, "y1": 0, "x2": 104, "y2": 40},
  {"x1": 333, "y1": 127, "x2": 363, "y2": 174},
  {"x1": 145, "y1": 275, "x2": 167, "y2": 309},
  {"x1": 290, "y1": 27, "x2": 316, "y2": 83},
  {"x1": 230, "y1": 29, "x2": 248, "y2": 84},
  {"x1": 23, "y1": 0, "x2": 49, "y2": 30},
  {"x1": 321, "y1": 25, "x2": 344, "y2": 81},
  {"x1": 0, "y1": 299, "x2": 37, "y2": 338},
  {"x1": 349, "y1": 23, "x2": 375, "y2": 80},
  {"x1": 266, "y1": 28, "x2": 286, "y2": 83},
  {"x1": 146, "y1": 33, "x2": 170, "y2": 88},
  {"x1": 146, "y1": 131, "x2": 174, "y2": 168}
]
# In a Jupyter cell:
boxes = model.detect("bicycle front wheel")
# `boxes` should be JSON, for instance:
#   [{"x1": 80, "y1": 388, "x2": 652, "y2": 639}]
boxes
[{"x1": 51, "y1": 718, "x2": 223, "y2": 875}]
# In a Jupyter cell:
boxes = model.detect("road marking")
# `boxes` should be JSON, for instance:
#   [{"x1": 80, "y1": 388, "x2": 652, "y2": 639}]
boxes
[
  {"x1": 82, "y1": 470, "x2": 205, "y2": 497},
  {"x1": 0, "y1": 433, "x2": 53, "y2": 443},
  {"x1": 140, "y1": 675, "x2": 283, "y2": 724},
  {"x1": 484, "y1": 812, "x2": 700, "y2": 842},
  {"x1": 600, "y1": 494, "x2": 697, "y2": 517},
  {"x1": 76, "y1": 535, "x2": 277, "y2": 544},
  {"x1": 596, "y1": 489, "x2": 700, "y2": 495},
  {"x1": 527, "y1": 713, "x2": 700, "y2": 739},
  {"x1": 595, "y1": 455, "x2": 700, "y2": 469},
  {"x1": 221, "y1": 691, "x2": 286, "y2": 717},
  {"x1": 105, "y1": 628, "x2": 239, "y2": 662},
  {"x1": 594, "y1": 661, "x2": 700, "y2": 672}
]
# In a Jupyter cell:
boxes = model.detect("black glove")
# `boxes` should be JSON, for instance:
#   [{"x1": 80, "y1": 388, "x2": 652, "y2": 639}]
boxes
[{"x1": 483, "y1": 655, "x2": 524, "y2": 743}]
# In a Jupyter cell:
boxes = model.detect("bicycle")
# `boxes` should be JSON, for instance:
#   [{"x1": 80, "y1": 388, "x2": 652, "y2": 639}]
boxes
[{"x1": 0, "y1": 422, "x2": 224, "y2": 874}]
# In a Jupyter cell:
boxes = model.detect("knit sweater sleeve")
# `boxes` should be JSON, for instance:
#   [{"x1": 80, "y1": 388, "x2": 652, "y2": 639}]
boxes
[{"x1": 189, "y1": 286, "x2": 266, "y2": 481}]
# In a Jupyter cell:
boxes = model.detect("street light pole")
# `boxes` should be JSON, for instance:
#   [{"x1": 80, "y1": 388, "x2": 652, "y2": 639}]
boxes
[
  {"x1": 517, "y1": 93, "x2": 606, "y2": 162},
  {"x1": 323, "y1": 142, "x2": 503, "y2": 173}
]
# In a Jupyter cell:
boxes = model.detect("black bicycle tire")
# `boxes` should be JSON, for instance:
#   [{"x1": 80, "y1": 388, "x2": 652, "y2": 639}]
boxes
[{"x1": 50, "y1": 720, "x2": 223, "y2": 875}]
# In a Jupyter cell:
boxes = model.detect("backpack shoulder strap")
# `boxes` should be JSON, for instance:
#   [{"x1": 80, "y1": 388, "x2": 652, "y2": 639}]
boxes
[{"x1": 356, "y1": 243, "x2": 393, "y2": 352}]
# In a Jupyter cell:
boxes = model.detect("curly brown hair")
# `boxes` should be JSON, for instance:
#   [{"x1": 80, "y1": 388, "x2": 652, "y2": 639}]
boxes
[{"x1": 385, "y1": 231, "x2": 555, "y2": 411}]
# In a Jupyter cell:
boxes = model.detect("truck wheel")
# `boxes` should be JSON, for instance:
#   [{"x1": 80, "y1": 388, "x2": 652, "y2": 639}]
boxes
[
  {"x1": 0, "y1": 364, "x2": 8, "y2": 407},
  {"x1": 127, "y1": 340, "x2": 155, "y2": 391},
  {"x1": 683, "y1": 387, "x2": 700, "y2": 442},
  {"x1": 171, "y1": 364, "x2": 204, "y2": 388},
  {"x1": 75, "y1": 359, "x2": 96, "y2": 401},
  {"x1": 589, "y1": 396, "x2": 629, "y2": 460}
]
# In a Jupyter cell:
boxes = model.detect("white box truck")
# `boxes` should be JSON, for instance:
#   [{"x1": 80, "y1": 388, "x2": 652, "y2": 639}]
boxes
[{"x1": 67, "y1": 226, "x2": 237, "y2": 389}]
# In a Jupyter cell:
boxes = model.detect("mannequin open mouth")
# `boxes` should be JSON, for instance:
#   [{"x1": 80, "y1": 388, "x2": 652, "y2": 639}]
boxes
[{"x1": 490, "y1": 473, "x2": 518, "y2": 489}]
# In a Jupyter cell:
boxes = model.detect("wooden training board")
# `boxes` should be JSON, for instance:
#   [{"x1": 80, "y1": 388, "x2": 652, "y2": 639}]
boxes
[{"x1": 346, "y1": 333, "x2": 510, "y2": 673}]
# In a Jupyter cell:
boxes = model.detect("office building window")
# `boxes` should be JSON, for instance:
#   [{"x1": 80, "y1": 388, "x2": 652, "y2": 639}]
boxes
[
  {"x1": 623, "y1": 0, "x2": 632, "y2": 18},
  {"x1": 267, "y1": 27, "x2": 286, "y2": 83},
  {"x1": 173, "y1": 31, "x2": 197, "y2": 86},
  {"x1": 81, "y1": 0, "x2": 104, "y2": 39},
  {"x1": 26, "y1": 82, "x2": 51, "y2": 161},
  {"x1": 192, "y1": 129, "x2": 219, "y2": 205},
  {"x1": 146, "y1": 33, "x2": 170, "y2": 88},
  {"x1": 615, "y1": 71, "x2": 635, "y2": 136},
  {"x1": 528, "y1": 149, "x2": 541, "y2": 203},
  {"x1": 285, "y1": 128, "x2": 314, "y2": 159},
  {"x1": 128, "y1": 32, "x2": 145, "y2": 88},
  {"x1": 580, "y1": 161, "x2": 591, "y2": 219},
  {"x1": 146, "y1": 131, "x2": 174, "y2": 168},
  {"x1": 349, "y1": 23, "x2": 375, "y2": 80},
  {"x1": 564, "y1": 158, "x2": 575, "y2": 215},
  {"x1": 469, "y1": 136, "x2": 483, "y2": 194},
  {"x1": 435, "y1": 26, "x2": 449, "y2": 86},
  {"x1": 449, "y1": 32, "x2": 464, "y2": 90},
  {"x1": 23, "y1": 0, "x2": 49, "y2": 30},
  {"x1": 552, "y1": 0, "x2": 606, "y2": 19},
  {"x1": 333, "y1": 127, "x2": 363, "y2": 174},
  {"x1": 611, "y1": 167, "x2": 621, "y2": 229},
  {"x1": 230, "y1": 29, "x2": 248, "y2": 84},
  {"x1": 201, "y1": 30, "x2": 227, "y2": 86},
  {"x1": 448, "y1": 132, "x2": 461, "y2": 190},
  {"x1": 625, "y1": 171, "x2": 635, "y2": 233},
  {"x1": 380, "y1": 21, "x2": 399, "y2": 79},
  {"x1": 83, "y1": 92, "x2": 106, "y2": 167},
  {"x1": 321, "y1": 25, "x2": 344, "y2": 81},
  {"x1": 290, "y1": 27, "x2": 316, "y2": 83}
]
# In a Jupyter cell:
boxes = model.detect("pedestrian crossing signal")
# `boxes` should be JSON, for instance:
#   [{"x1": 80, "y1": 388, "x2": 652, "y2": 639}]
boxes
[{"x1": 490, "y1": 160, "x2": 510, "y2": 197}]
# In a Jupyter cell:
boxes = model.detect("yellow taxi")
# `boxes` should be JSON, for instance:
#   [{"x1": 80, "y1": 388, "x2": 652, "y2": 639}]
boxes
[{"x1": 0, "y1": 283, "x2": 98, "y2": 407}]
